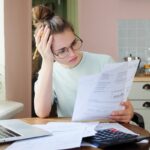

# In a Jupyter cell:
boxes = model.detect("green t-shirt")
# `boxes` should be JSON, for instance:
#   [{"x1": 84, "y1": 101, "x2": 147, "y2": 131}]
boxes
[{"x1": 53, "y1": 51, "x2": 114, "y2": 117}]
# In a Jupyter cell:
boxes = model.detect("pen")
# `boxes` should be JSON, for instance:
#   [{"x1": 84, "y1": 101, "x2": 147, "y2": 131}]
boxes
[
  {"x1": 32, "y1": 34, "x2": 41, "y2": 60},
  {"x1": 33, "y1": 48, "x2": 38, "y2": 60}
]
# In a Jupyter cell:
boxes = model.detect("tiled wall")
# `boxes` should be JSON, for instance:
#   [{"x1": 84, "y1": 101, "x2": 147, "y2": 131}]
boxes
[{"x1": 118, "y1": 20, "x2": 150, "y2": 67}]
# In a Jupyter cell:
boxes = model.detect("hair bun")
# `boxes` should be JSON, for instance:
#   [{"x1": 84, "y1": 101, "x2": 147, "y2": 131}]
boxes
[{"x1": 32, "y1": 5, "x2": 54, "y2": 27}]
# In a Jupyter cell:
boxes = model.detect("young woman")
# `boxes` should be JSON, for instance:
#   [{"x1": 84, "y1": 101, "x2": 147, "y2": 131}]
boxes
[{"x1": 32, "y1": 5, "x2": 134, "y2": 123}]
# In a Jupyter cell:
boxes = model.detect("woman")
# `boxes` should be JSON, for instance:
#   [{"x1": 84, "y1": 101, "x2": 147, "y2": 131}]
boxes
[{"x1": 32, "y1": 5, "x2": 134, "y2": 123}]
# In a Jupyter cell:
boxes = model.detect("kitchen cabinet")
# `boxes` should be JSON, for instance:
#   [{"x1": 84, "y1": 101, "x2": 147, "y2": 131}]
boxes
[{"x1": 129, "y1": 76, "x2": 150, "y2": 131}]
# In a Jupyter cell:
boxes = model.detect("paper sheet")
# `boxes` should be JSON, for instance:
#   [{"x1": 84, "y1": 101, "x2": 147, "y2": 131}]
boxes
[
  {"x1": 6, "y1": 124, "x2": 83, "y2": 150},
  {"x1": 72, "y1": 60, "x2": 139, "y2": 121},
  {"x1": 46, "y1": 122, "x2": 98, "y2": 137},
  {"x1": 6, "y1": 122, "x2": 98, "y2": 150}
]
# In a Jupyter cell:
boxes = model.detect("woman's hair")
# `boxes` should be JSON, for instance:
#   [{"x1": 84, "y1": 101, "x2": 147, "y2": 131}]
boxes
[{"x1": 32, "y1": 5, "x2": 74, "y2": 34}]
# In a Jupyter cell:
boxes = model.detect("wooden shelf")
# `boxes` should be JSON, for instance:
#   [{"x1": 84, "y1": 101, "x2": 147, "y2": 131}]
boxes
[{"x1": 134, "y1": 74, "x2": 150, "y2": 82}]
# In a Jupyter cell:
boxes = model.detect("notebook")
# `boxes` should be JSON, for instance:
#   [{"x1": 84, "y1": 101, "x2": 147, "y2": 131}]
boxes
[{"x1": 0, "y1": 119, "x2": 51, "y2": 143}]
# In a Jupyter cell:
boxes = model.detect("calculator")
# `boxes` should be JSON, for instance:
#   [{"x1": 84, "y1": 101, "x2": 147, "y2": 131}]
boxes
[{"x1": 83, "y1": 128, "x2": 150, "y2": 148}]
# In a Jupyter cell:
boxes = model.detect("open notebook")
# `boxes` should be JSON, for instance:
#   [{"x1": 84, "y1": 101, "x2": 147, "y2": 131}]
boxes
[{"x1": 0, "y1": 119, "x2": 51, "y2": 143}]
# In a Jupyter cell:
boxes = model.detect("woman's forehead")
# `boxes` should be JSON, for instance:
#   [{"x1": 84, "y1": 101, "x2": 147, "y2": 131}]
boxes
[{"x1": 52, "y1": 30, "x2": 75, "y2": 51}]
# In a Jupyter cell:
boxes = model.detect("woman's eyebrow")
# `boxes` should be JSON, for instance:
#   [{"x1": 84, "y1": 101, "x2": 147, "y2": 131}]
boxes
[{"x1": 55, "y1": 38, "x2": 76, "y2": 52}]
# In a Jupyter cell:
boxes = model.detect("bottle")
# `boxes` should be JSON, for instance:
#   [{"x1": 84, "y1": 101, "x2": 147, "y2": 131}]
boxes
[{"x1": 144, "y1": 48, "x2": 150, "y2": 75}]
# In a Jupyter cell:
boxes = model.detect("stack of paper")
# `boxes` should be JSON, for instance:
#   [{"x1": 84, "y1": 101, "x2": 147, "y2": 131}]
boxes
[{"x1": 6, "y1": 122, "x2": 98, "y2": 150}]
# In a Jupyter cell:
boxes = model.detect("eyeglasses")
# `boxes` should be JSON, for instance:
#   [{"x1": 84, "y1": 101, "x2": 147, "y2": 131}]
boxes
[{"x1": 52, "y1": 36, "x2": 83, "y2": 59}]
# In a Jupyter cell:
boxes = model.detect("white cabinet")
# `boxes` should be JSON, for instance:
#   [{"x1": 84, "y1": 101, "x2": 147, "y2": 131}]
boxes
[{"x1": 129, "y1": 81, "x2": 150, "y2": 131}]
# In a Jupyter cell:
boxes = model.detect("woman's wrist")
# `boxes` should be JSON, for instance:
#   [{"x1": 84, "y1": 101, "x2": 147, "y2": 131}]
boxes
[{"x1": 42, "y1": 56, "x2": 54, "y2": 66}]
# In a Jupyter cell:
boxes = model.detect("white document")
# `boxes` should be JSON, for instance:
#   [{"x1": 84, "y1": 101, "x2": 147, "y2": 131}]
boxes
[
  {"x1": 6, "y1": 122, "x2": 98, "y2": 150},
  {"x1": 72, "y1": 60, "x2": 139, "y2": 121},
  {"x1": 46, "y1": 122, "x2": 98, "y2": 137},
  {"x1": 6, "y1": 124, "x2": 83, "y2": 150}
]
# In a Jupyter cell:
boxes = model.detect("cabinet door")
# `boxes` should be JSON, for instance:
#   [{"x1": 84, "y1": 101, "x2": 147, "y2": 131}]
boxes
[
  {"x1": 130, "y1": 82, "x2": 150, "y2": 131},
  {"x1": 132, "y1": 100, "x2": 150, "y2": 131},
  {"x1": 129, "y1": 82, "x2": 150, "y2": 100},
  {"x1": 136, "y1": 109, "x2": 150, "y2": 131}
]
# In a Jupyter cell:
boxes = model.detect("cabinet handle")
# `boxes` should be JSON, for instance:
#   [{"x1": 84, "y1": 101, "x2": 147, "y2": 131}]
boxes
[
  {"x1": 142, "y1": 84, "x2": 150, "y2": 90},
  {"x1": 143, "y1": 102, "x2": 150, "y2": 108}
]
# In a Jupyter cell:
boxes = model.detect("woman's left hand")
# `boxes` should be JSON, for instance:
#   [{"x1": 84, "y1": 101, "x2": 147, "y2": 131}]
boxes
[{"x1": 110, "y1": 101, "x2": 134, "y2": 123}]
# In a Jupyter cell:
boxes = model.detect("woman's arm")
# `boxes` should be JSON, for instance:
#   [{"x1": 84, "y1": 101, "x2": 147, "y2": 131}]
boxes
[{"x1": 34, "y1": 26, "x2": 54, "y2": 118}]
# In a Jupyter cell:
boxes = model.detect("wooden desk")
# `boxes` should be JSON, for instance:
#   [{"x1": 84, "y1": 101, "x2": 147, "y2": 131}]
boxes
[{"x1": 0, "y1": 118, "x2": 150, "y2": 150}]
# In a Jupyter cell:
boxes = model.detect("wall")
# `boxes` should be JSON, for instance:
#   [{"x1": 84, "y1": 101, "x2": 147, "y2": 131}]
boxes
[
  {"x1": 0, "y1": 0, "x2": 5, "y2": 68},
  {"x1": 4, "y1": 0, "x2": 32, "y2": 117},
  {"x1": 0, "y1": 0, "x2": 6, "y2": 100},
  {"x1": 78, "y1": 0, "x2": 150, "y2": 60}
]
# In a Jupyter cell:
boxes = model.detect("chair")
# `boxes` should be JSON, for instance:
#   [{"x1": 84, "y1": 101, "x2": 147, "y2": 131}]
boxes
[{"x1": 132, "y1": 112, "x2": 145, "y2": 129}]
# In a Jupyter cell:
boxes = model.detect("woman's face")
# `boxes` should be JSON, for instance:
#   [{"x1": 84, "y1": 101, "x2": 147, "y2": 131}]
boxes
[{"x1": 52, "y1": 29, "x2": 83, "y2": 68}]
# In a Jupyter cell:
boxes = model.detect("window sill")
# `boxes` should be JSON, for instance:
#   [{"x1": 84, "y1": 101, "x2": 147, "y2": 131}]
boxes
[{"x1": 0, "y1": 101, "x2": 24, "y2": 119}]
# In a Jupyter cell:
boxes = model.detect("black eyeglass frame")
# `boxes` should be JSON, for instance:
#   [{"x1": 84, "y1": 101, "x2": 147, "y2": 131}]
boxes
[{"x1": 52, "y1": 34, "x2": 83, "y2": 59}]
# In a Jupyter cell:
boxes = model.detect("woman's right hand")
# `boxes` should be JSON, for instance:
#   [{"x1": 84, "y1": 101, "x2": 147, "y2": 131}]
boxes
[{"x1": 34, "y1": 25, "x2": 54, "y2": 63}]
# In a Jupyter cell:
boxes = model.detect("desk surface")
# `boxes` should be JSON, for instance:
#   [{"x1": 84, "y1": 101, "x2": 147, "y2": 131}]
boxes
[{"x1": 0, "y1": 117, "x2": 150, "y2": 150}]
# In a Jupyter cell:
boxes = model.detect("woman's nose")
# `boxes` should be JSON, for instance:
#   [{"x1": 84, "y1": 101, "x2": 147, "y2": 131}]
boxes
[{"x1": 68, "y1": 48, "x2": 76, "y2": 57}]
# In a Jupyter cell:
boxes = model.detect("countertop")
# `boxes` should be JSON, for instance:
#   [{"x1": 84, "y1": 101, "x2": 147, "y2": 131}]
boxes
[{"x1": 134, "y1": 73, "x2": 150, "y2": 82}]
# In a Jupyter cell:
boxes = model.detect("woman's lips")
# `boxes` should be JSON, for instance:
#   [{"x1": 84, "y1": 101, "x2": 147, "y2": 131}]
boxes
[{"x1": 69, "y1": 56, "x2": 78, "y2": 63}]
